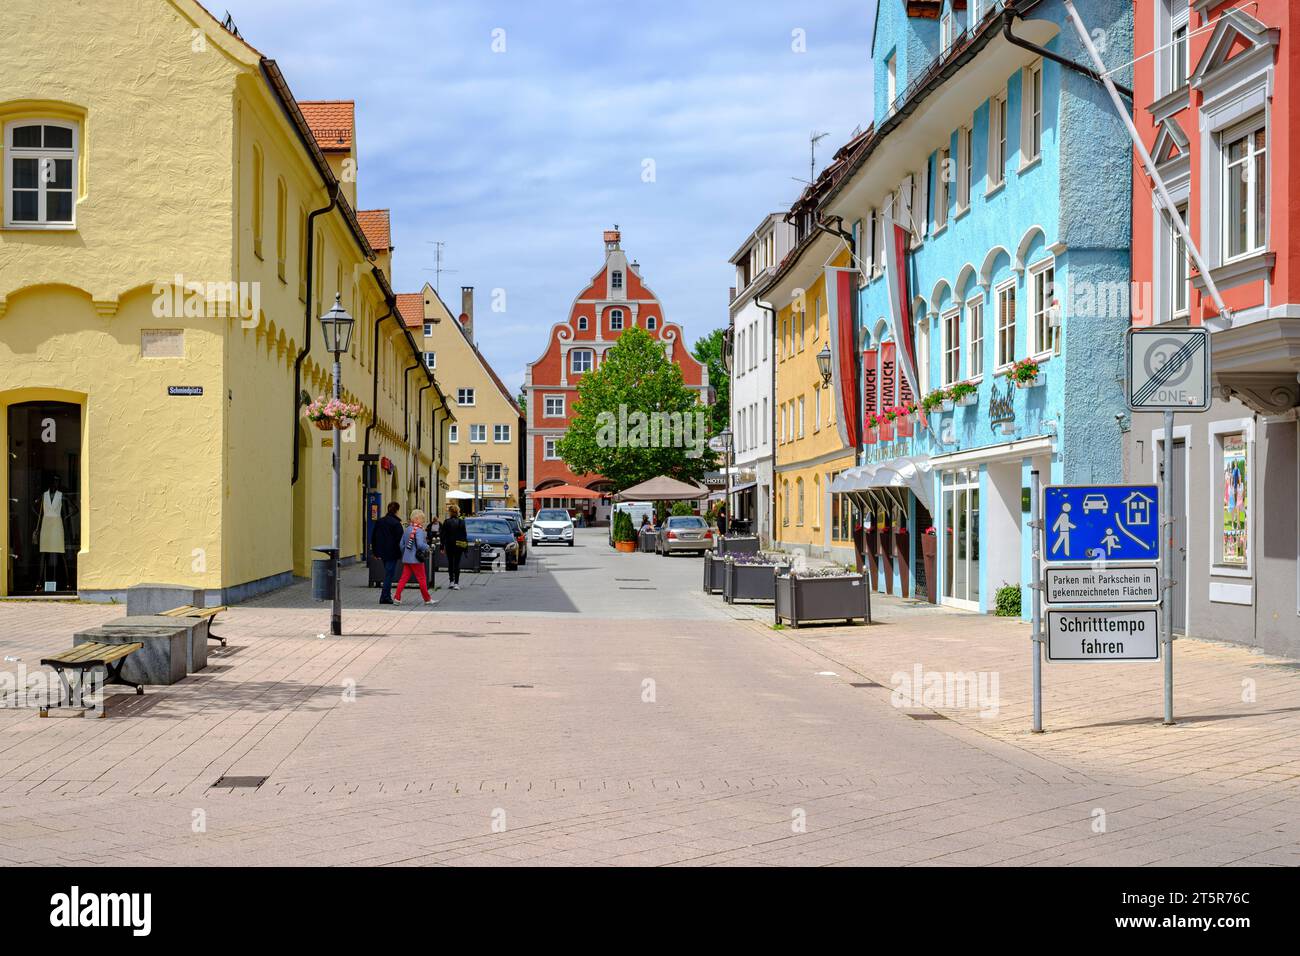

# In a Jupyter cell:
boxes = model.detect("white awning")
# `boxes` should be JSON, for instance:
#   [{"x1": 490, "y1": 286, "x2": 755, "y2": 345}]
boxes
[{"x1": 830, "y1": 456, "x2": 933, "y2": 513}]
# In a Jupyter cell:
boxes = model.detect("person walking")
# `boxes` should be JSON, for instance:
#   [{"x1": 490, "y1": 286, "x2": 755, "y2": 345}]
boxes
[
  {"x1": 370, "y1": 502, "x2": 404, "y2": 605},
  {"x1": 440, "y1": 505, "x2": 468, "y2": 591},
  {"x1": 394, "y1": 509, "x2": 435, "y2": 605},
  {"x1": 716, "y1": 505, "x2": 728, "y2": 537}
]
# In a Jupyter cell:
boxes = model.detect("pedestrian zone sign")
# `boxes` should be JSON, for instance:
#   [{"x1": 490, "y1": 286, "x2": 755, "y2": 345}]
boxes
[{"x1": 1043, "y1": 484, "x2": 1159, "y2": 564}]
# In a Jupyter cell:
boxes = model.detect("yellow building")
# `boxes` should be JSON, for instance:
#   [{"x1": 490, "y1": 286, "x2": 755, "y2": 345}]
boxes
[
  {"x1": 768, "y1": 216, "x2": 857, "y2": 563},
  {"x1": 399, "y1": 284, "x2": 522, "y2": 511},
  {"x1": 0, "y1": 0, "x2": 449, "y2": 601}
]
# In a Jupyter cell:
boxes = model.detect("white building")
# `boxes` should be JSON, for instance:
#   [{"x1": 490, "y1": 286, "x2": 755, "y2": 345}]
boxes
[{"x1": 727, "y1": 213, "x2": 795, "y2": 544}]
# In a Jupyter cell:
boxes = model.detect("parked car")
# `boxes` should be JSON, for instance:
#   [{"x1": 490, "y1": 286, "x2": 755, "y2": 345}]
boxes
[
  {"x1": 608, "y1": 501, "x2": 655, "y2": 546},
  {"x1": 482, "y1": 508, "x2": 528, "y2": 564},
  {"x1": 531, "y1": 507, "x2": 575, "y2": 547},
  {"x1": 463, "y1": 516, "x2": 520, "y2": 570},
  {"x1": 659, "y1": 515, "x2": 714, "y2": 555}
]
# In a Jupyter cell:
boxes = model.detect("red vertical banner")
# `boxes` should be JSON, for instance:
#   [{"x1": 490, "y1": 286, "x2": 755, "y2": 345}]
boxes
[
  {"x1": 880, "y1": 342, "x2": 897, "y2": 410},
  {"x1": 862, "y1": 348, "x2": 878, "y2": 442},
  {"x1": 828, "y1": 267, "x2": 860, "y2": 448}
]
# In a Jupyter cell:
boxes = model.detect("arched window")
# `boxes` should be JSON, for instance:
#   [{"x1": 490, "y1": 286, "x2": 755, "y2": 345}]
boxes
[
  {"x1": 275, "y1": 178, "x2": 288, "y2": 281},
  {"x1": 646, "y1": 315, "x2": 657, "y2": 330},
  {"x1": 796, "y1": 478, "x2": 805, "y2": 526},
  {"x1": 251, "y1": 143, "x2": 264, "y2": 259},
  {"x1": 782, "y1": 480, "x2": 790, "y2": 526},
  {"x1": 813, "y1": 474, "x2": 821, "y2": 527},
  {"x1": 609, "y1": 309, "x2": 624, "y2": 331}
]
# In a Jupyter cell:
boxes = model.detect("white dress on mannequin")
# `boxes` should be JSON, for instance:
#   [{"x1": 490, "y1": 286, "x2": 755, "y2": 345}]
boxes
[{"x1": 40, "y1": 490, "x2": 65, "y2": 553}]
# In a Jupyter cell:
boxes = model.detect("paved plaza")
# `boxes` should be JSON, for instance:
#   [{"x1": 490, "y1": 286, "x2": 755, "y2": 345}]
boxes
[{"x1": 0, "y1": 529, "x2": 1297, "y2": 866}]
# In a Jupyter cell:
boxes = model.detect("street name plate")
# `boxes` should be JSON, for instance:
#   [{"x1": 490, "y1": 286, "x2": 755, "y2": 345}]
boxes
[
  {"x1": 1043, "y1": 564, "x2": 1159, "y2": 605},
  {"x1": 1045, "y1": 607, "x2": 1160, "y2": 662},
  {"x1": 1127, "y1": 326, "x2": 1211, "y2": 412}
]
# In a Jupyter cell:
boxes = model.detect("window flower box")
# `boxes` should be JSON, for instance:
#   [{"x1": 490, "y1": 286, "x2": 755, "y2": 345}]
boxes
[
  {"x1": 724, "y1": 557, "x2": 791, "y2": 604},
  {"x1": 774, "y1": 571, "x2": 871, "y2": 627},
  {"x1": 956, "y1": 391, "x2": 978, "y2": 407},
  {"x1": 1008, "y1": 358, "x2": 1042, "y2": 389},
  {"x1": 941, "y1": 397, "x2": 955, "y2": 412},
  {"x1": 864, "y1": 426, "x2": 878, "y2": 445}
]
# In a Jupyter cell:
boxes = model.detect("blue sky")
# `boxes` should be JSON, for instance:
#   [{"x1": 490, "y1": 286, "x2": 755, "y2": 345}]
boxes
[{"x1": 227, "y1": 1, "x2": 878, "y2": 393}]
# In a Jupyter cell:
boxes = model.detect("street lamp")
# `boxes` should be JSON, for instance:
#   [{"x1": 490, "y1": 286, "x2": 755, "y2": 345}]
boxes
[
  {"x1": 816, "y1": 345, "x2": 833, "y2": 385},
  {"x1": 319, "y1": 293, "x2": 353, "y2": 637},
  {"x1": 470, "y1": 449, "x2": 481, "y2": 515},
  {"x1": 502, "y1": 464, "x2": 510, "y2": 506}
]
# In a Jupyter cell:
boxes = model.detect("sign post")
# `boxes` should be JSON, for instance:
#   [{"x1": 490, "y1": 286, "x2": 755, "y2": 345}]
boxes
[{"x1": 1030, "y1": 469, "x2": 1043, "y2": 733}]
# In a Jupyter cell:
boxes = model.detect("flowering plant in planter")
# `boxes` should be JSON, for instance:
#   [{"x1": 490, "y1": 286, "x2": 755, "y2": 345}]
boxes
[
  {"x1": 947, "y1": 381, "x2": 978, "y2": 406},
  {"x1": 881, "y1": 405, "x2": 901, "y2": 423},
  {"x1": 920, "y1": 389, "x2": 946, "y2": 414},
  {"x1": 303, "y1": 396, "x2": 363, "y2": 431},
  {"x1": 783, "y1": 565, "x2": 861, "y2": 579},
  {"x1": 1007, "y1": 357, "x2": 1042, "y2": 387},
  {"x1": 728, "y1": 550, "x2": 789, "y2": 566}
]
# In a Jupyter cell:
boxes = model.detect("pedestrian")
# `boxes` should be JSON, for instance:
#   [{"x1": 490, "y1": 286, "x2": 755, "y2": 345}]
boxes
[
  {"x1": 394, "y1": 509, "x2": 435, "y2": 605},
  {"x1": 717, "y1": 505, "x2": 728, "y2": 537},
  {"x1": 440, "y1": 504, "x2": 468, "y2": 591},
  {"x1": 370, "y1": 501, "x2": 404, "y2": 604}
]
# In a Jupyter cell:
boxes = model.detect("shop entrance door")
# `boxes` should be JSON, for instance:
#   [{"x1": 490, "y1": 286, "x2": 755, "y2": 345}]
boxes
[
  {"x1": 7, "y1": 402, "x2": 81, "y2": 595},
  {"x1": 941, "y1": 468, "x2": 980, "y2": 610}
]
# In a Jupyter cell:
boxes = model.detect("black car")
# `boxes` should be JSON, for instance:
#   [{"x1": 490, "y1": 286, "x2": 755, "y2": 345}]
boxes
[
  {"x1": 463, "y1": 516, "x2": 520, "y2": 571},
  {"x1": 481, "y1": 509, "x2": 528, "y2": 564}
]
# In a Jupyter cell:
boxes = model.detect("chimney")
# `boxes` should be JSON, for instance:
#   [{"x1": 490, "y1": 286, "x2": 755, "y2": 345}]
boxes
[{"x1": 459, "y1": 286, "x2": 474, "y2": 340}]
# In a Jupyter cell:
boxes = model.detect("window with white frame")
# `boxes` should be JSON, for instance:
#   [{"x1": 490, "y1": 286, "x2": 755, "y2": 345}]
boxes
[
  {"x1": 457, "y1": 387, "x2": 475, "y2": 406},
  {"x1": 798, "y1": 396, "x2": 805, "y2": 438},
  {"x1": 813, "y1": 389, "x2": 821, "y2": 432},
  {"x1": 970, "y1": 0, "x2": 985, "y2": 26},
  {"x1": 646, "y1": 315, "x2": 656, "y2": 330},
  {"x1": 544, "y1": 394, "x2": 565, "y2": 417},
  {"x1": 967, "y1": 297, "x2": 982, "y2": 379},
  {"x1": 448, "y1": 424, "x2": 459, "y2": 443},
  {"x1": 1029, "y1": 262, "x2": 1056, "y2": 356},
  {"x1": 1169, "y1": 0, "x2": 1190, "y2": 95},
  {"x1": 934, "y1": 146, "x2": 950, "y2": 231},
  {"x1": 796, "y1": 477, "x2": 805, "y2": 526},
  {"x1": 611, "y1": 270, "x2": 623, "y2": 291},
  {"x1": 424, "y1": 351, "x2": 436, "y2": 369},
  {"x1": 5, "y1": 121, "x2": 77, "y2": 227},
  {"x1": 940, "y1": 13, "x2": 954, "y2": 54},
  {"x1": 886, "y1": 53, "x2": 897, "y2": 109},
  {"x1": 751, "y1": 320, "x2": 759, "y2": 367},
  {"x1": 493, "y1": 424, "x2": 510, "y2": 443},
  {"x1": 423, "y1": 321, "x2": 433, "y2": 337},
  {"x1": 483, "y1": 463, "x2": 502, "y2": 482},
  {"x1": 609, "y1": 309, "x2": 624, "y2": 331},
  {"x1": 543, "y1": 437, "x2": 559, "y2": 460},
  {"x1": 577, "y1": 315, "x2": 588, "y2": 330},
  {"x1": 1223, "y1": 122, "x2": 1267, "y2": 261},
  {"x1": 1169, "y1": 202, "x2": 1191, "y2": 321},
  {"x1": 916, "y1": 320, "x2": 930, "y2": 394},
  {"x1": 1022, "y1": 63, "x2": 1043, "y2": 166},
  {"x1": 988, "y1": 94, "x2": 1007, "y2": 191},
  {"x1": 470, "y1": 424, "x2": 487, "y2": 443},
  {"x1": 942, "y1": 308, "x2": 962, "y2": 384},
  {"x1": 995, "y1": 281, "x2": 1016, "y2": 369},
  {"x1": 459, "y1": 463, "x2": 475, "y2": 482},
  {"x1": 958, "y1": 125, "x2": 972, "y2": 211},
  {"x1": 571, "y1": 349, "x2": 593, "y2": 374},
  {"x1": 762, "y1": 397, "x2": 768, "y2": 445}
]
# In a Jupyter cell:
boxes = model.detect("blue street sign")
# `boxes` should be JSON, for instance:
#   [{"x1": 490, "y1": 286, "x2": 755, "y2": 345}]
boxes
[{"x1": 1043, "y1": 484, "x2": 1160, "y2": 564}]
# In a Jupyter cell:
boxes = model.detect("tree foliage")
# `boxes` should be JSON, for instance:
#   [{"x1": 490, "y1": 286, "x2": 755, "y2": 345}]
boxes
[
  {"x1": 692, "y1": 328, "x2": 729, "y2": 436},
  {"x1": 556, "y1": 327, "x2": 715, "y2": 490}
]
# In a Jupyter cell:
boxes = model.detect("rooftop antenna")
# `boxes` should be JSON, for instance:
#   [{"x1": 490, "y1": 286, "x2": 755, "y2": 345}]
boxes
[
  {"x1": 809, "y1": 130, "x2": 829, "y2": 183},
  {"x1": 422, "y1": 240, "x2": 458, "y2": 296}
]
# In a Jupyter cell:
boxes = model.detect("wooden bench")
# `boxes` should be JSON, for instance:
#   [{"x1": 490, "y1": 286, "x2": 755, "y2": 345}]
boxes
[
  {"x1": 39, "y1": 641, "x2": 144, "y2": 717},
  {"x1": 159, "y1": 605, "x2": 228, "y2": 646}
]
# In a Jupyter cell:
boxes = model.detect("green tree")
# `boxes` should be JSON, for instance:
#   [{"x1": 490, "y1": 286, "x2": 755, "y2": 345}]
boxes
[
  {"x1": 515, "y1": 389, "x2": 527, "y2": 418},
  {"x1": 692, "y1": 328, "x2": 729, "y2": 436},
  {"x1": 557, "y1": 327, "x2": 715, "y2": 489}
]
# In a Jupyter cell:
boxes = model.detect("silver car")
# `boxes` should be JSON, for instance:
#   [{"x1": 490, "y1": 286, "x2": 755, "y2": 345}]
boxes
[{"x1": 658, "y1": 515, "x2": 715, "y2": 555}]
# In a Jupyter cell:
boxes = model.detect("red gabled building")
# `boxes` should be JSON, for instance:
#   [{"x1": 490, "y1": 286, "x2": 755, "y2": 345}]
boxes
[
  {"x1": 524, "y1": 229, "x2": 708, "y2": 520},
  {"x1": 1129, "y1": 1, "x2": 1298, "y2": 658}
]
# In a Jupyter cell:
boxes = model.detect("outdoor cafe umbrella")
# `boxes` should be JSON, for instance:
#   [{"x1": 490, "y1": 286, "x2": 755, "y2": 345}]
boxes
[{"x1": 613, "y1": 475, "x2": 710, "y2": 502}]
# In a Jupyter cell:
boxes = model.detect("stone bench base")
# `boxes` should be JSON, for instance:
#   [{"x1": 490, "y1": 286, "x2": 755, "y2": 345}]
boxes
[
  {"x1": 74, "y1": 627, "x2": 188, "y2": 685},
  {"x1": 103, "y1": 616, "x2": 208, "y2": 673}
]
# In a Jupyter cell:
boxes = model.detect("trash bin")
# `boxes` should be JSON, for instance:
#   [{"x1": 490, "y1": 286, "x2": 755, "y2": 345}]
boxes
[{"x1": 312, "y1": 558, "x2": 335, "y2": 601}]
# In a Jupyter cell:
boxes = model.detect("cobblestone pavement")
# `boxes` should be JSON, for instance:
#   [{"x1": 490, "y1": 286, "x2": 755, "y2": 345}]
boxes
[{"x1": 0, "y1": 529, "x2": 1296, "y2": 866}]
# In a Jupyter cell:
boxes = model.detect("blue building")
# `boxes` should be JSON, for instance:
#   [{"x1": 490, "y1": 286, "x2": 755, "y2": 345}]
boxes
[{"x1": 823, "y1": 0, "x2": 1134, "y2": 615}]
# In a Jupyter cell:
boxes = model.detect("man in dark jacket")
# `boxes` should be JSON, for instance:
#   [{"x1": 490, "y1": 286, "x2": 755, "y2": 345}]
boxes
[{"x1": 371, "y1": 502, "x2": 404, "y2": 604}]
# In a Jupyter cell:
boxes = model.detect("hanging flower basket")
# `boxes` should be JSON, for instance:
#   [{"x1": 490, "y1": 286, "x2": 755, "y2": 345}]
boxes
[
  {"x1": 303, "y1": 397, "x2": 362, "y2": 432},
  {"x1": 863, "y1": 426, "x2": 878, "y2": 445},
  {"x1": 1008, "y1": 358, "x2": 1043, "y2": 389}
]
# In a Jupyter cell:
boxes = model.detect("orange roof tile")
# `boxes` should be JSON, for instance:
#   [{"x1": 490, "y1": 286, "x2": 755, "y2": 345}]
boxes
[
  {"x1": 299, "y1": 100, "x2": 354, "y2": 152},
  {"x1": 357, "y1": 210, "x2": 392, "y2": 252},
  {"x1": 396, "y1": 293, "x2": 425, "y2": 327}
]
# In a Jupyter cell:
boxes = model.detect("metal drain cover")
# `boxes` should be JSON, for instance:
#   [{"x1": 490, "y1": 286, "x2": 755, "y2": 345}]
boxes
[
  {"x1": 905, "y1": 713, "x2": 948, "y2": 721},
  {"x1": 850, "y1": 681, "x2": 882, "y2": 688},
  {"x1": 212, "y1": 775, "x2": 268, "y2": 789}
]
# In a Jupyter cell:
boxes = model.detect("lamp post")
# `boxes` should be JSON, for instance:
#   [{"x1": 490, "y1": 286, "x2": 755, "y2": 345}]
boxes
[
  {"x1": 470, "y1": 449, "x2": 481, "y2": 515},
  {"x1": 721, "y1": 329, "x2": 733, "y2": 535},
  {"x1": 319, "y1": 293, "x2": 354, "y2": 637},
  {"x1": 502, "y1": 464, "x2": 510, "y2": 507},
  {"x1": 816, "y1": 345, "x2": 832, "y2": 386}
]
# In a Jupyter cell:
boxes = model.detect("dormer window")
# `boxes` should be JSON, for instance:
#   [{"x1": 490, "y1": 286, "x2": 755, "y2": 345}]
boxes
[
  {"x1": 611, "y1": 270, "x2": 623, "y2": 291},
  {"x1": 5, "y1": 121, "x2": 77, "y2": 228}
]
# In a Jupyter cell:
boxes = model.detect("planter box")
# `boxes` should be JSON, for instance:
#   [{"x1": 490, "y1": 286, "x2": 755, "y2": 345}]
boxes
[
  {"x1": 774, "y1": 573, "x2": 870, "y2": 628},
  {"x1": 614, "y1": 539, "x2": 636, "y2": 553},
  {"x1": 955, "y1": 392, "x2": 977, "y2": 407},
  {"x1": 724, "y1": 561, "x2": 789, "y2": 604},
  {"x1": 878, "y1": 421, "x2": 895, "y2": 441},
  {"x1": 702, "y1": 551, "x2": 726, "y2": 593},
  {"x1": 638, "y1": 529, "x2": 657, "y2": 553},
  {"x1": 717, "y1": 535, "x2": 759, "y2": 556},
  {"x1": 863, "y1": 426, "x2": 877, "y2": 445},
  {"x1": 1014, "y1": 377, "x2": 1043, "y2": 389}
]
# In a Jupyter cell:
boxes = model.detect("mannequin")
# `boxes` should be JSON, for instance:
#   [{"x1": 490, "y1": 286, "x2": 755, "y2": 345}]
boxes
[{"x1": 33, "y1": 475, "x2": 70, "y2": 591}]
